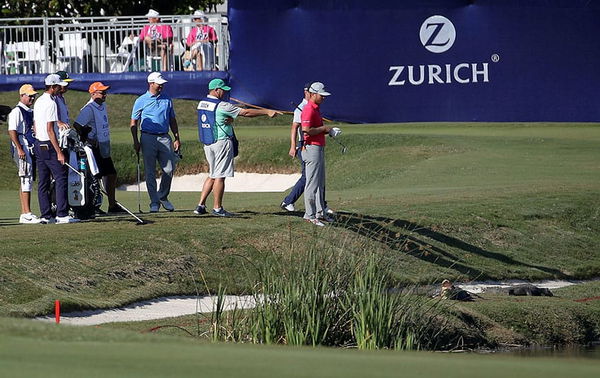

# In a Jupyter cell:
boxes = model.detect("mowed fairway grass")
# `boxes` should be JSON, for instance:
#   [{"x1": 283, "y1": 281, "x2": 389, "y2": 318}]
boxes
[
  {"x1": 1, "y1": 318, "x2": 599, "y2": 378},
  {"x1": 0, "y1": 90, "x2": 599, "y2": 375}
]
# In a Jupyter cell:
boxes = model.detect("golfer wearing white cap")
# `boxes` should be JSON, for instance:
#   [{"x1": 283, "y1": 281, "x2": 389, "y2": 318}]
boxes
[
  {"x1": 130, "y1": 72, "x2": 180, "y2": 212},
  {"x1": 8, "y1": 84, "x2": 39, "y2": 223},
  {"x1": 301, "y1": 82, "x2": 335, "y2": 226},
  {"x1": 33, "y1": 74, "x2": 80, "y2": 224},
  {"x1": 281, "y1": 82, "x2": 334, "y2": 214}
]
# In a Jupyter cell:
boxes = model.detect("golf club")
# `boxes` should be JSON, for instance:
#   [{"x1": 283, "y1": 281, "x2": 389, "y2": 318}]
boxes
[
  {"x1": 136, "y1": 153, "x2": 142, "y2": 213},
  {"x1": 331, "y1": 137, "x2": 348, "y2": 154},
  {"x1": 98, "y1": 181, "x2": 146, "y2": 225},
  {"x1": 64, "y1": 162, "x2": 146, "y2": 225}
]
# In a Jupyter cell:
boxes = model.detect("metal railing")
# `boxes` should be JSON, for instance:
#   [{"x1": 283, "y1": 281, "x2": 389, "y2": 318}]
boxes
[{"x1": 0, "y1": 15, "x2": 229, "y2": 74}]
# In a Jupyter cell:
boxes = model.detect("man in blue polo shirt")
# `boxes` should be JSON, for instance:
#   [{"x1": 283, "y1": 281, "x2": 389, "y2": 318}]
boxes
[{"x1": 130, "y1": 72, "x2": 181, "y2": 212}]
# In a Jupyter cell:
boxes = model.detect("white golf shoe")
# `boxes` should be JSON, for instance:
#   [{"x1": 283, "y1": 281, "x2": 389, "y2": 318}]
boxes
[
  {"x1": 56, "y1": 215, "x2": 81, "y2": 224},
  {"x1": 281, "y1": 201, "x2": 295, "y2": 212},
  {"x1": 305, "y1": 218, "x2": 325, "y2": 227},
  {"x1": 19, "y1": 213, "x2": 41, "y2": 224}
]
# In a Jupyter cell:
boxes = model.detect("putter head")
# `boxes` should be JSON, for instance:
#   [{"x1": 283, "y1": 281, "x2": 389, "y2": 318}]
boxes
[{"x1": 341, "y1": 146, "x2": 348, "y2": 154}]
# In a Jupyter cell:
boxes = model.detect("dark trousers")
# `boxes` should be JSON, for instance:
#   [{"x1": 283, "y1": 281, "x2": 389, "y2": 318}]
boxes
[
  {"x1": 283, "y1": 149, "x2": 327, "y2": 207},
  {"x1": 35, "y1": 141, "x2": 68, "y2": 218}
]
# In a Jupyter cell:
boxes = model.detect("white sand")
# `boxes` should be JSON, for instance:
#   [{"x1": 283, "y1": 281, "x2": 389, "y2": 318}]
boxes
[
  {"x1": 36, "y1": 295, "x2": 257, "y2": 326},
  {"x1": 455, "y1": 279, "x2": 581, "y2": 294},
  {"x1": 119, "y1": 172, "x2": 301, "y2": 193}
]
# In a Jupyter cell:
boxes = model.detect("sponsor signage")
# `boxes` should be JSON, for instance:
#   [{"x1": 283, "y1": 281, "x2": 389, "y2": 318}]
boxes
[
  {"x1": 389, "y1": 15, "x2": 496, "y2": 87},
  {"x1": 229, "y1": 0, "x2": 600, "y2": 123}
]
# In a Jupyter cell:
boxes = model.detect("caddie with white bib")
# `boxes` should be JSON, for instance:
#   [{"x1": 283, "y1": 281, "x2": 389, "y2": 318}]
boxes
[
  {"x1": 193, "y1": 78, "x2": 282, "y2": 217},
  {"x1": 7, "y1": 84, "x2": 40, "y2": 224},
  {"x1": 74, "y1": 82, "x2": 123, "y2": 214}
]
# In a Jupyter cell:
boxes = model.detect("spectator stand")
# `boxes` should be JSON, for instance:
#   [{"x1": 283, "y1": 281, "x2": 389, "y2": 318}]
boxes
[{"x1": 0, "y1": 15, "x2": 229, "y2": 75}]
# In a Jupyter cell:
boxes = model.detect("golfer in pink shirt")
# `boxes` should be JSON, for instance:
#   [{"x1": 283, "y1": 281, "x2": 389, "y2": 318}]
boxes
[{"x1": 301, "y1": 82, "x2": 334, "y2": 227}]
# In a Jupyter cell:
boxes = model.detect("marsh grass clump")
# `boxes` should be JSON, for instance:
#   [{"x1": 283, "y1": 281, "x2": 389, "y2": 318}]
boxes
[
  {"x1": 209, "y1": 229, "x2": 446, "y2": 350},
  {"x1": 346, "y1": 259, "x2": 441, "y2": 350}
]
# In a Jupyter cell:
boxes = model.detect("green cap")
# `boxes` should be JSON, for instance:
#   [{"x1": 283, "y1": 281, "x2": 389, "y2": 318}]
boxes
[
  {"x1": 208, "y1": 78, "x2": 231, "y2": 91},
  {"x1": 56, "y1": 71, "x2": 74, "y2": 82}
]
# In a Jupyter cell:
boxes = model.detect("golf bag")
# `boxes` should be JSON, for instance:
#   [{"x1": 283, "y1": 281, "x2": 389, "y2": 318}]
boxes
[
  {"x1": 50, "y1": 128, "x2": 103, "y2": 220},
  {"x1": 67, "y1": 143, "x2": 103, "y2": 220}
]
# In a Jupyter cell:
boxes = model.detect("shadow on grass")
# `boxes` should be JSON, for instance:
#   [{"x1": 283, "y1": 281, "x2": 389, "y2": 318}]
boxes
[
  {"x1": 272, "y1": 210, "x2": 304, "y2": 217},
  {"x1": 0, "y1": 220, "x2": 20, "y2": 226},
  {"x1": 88, "y1": 217, "x2": 155, "y2": 225},
  {"x1": 144, "y1": 211, "x2": 253, "y2": 220},
  {"x1": 332, "y1": 212, "x2": 571, "y2": 280},
  {"x1": 170, "y1": 215, "x2": 253, "y2": 220}
]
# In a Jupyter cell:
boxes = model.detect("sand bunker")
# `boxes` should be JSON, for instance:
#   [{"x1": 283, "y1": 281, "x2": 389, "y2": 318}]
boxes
[{"x1": 119, "y1": 172, "x2": 301, "y2": 192}]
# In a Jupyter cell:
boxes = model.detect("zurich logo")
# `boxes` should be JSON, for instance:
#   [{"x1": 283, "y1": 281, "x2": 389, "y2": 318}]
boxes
[
  {"x1": 201, "y1": 114, "x2": 207, "y2": 122},
  {"x1": 420, "y1": 15, "x2": 456, "y2": 53}
]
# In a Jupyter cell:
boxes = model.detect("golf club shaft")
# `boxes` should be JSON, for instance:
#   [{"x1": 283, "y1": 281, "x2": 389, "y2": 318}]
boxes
[
  {"x1": 231, "y1": 97, "x2": 292, "y2": 115},
  {"x1": 67, "y1": 161, "x2": 145, "y2": 224},
  {"x1": 64, "y1": 162, "x2": 84, "y2": 177},
  {"x1": 332, "y1": 136, "x2": 348, "y2": 149},
  {"x1": 136, "y1": 153, "x2": 142, "y2": 213},
  {"x1": 99, "y1": 180, "x2": 145, "y2": 224}
]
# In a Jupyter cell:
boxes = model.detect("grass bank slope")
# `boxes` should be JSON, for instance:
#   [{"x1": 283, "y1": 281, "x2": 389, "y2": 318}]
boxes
[{"x1": 0, "y1": 92, "x2": 599, "y2": 318}]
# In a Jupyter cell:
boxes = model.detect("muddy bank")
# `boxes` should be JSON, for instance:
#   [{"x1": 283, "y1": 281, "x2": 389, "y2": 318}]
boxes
[{"x1": 443, "y1": 281, "x2": 600, "y2": 350}]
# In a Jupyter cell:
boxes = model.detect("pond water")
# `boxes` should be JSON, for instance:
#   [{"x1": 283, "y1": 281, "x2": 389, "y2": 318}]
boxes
[{"x1": 504, "y1": 345, "x2": 600, "y2": 359}]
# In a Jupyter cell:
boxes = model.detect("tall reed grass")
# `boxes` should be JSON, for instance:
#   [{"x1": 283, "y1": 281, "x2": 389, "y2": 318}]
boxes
[{"x1": 208, "y1": 228, "x2": 446, "y2": 350}]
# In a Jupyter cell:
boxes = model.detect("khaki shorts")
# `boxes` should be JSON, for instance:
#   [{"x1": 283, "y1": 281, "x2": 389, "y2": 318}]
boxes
[
  {"x1": 12, "y1": 143, "x2": 34, "y2": 192},
  {"x1": 204, "y1": 139, "x2": 234, "y2": 178}
]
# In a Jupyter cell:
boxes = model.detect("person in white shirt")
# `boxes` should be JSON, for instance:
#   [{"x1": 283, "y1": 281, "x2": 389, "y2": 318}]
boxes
[
  {"x1": 33, "y1": 74, "x2": 80, "y2": 224},
  {"x1": 74, "y1": 82, "x2": 123, "y2": 213},
  {"x1": 7, "y1": 84, "x2": 40, "y2": 224}
]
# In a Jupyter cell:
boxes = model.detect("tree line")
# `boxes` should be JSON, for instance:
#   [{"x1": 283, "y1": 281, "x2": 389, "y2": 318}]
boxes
[{"x1": 1, "y1": 0, "x2": 224, "y2": 18}]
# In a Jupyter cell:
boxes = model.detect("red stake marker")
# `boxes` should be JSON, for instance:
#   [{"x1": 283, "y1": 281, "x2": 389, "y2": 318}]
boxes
[{"x1": 55, "y1": 300, "x2": 60, "y2": 324}]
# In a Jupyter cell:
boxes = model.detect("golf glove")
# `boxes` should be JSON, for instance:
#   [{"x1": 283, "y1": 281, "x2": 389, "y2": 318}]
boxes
[{"x1": 329, "y1": 127, "x2": 342, "y2": 138}]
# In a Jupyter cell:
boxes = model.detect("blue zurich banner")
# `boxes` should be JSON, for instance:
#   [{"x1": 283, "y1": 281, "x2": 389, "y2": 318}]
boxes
[{"x1": 228, "y1": 0, "x2": 600, "y2": 123}]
